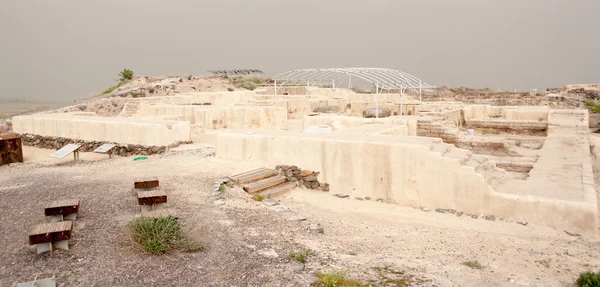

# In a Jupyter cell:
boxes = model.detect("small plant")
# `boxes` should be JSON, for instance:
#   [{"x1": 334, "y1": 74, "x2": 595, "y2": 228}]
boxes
[
  {"x1": 251, "y1": 195, "x2": 265, "y2": 202},
  {"x1": 241, "y1": 81, "x2": 257, "y2": 91},
  {"x1": 119, "y1": 69, "x2": 134, "y2": 82},
  {"x1": 584, "y1": 100, "x2": 595, "y2": 107},
  {"x1": 290, "y1": 248, "x2": 312, "y2": 264},
  {"x1": 131, "y1": 92, "x2": 141, "y2": 98},
  {"x1": 313, "y1": 271, "x2": 363, "y2": 287},
  {"x1": 102, "y1": 82, "x2": 124, "y2": 94},
  {"x1": 227, "y1": 87, "x2": 234, "y2": 92},
  {"x1": 462, "y1": 260, "x2": 484, "y2": 270},
  {"x1": 127, "y1": 216, "x2": 203, "y2": 255},
  {"x1": 577, "y1": 271, "x2": 600, "y2": 287},
  {"x1": 218, "y1": 184, "x2": 226, "y2": 192}
]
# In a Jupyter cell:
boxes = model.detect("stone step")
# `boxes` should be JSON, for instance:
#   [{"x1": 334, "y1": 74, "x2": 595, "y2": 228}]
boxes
[
  {"x1": 243, "y1": 175, "x2": 286, "y2": 194},
  {"x1": 229, "y1": 168, "x2": 276, "y2": 184},
  {"x1": 258, "y1": 182, "x2": 297, "y2": 198}
]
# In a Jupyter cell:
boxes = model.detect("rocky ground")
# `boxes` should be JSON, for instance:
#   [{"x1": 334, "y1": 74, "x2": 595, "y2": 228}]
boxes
[{"x1": 1, "y1": 146, "x2": 599, "y2": 287}]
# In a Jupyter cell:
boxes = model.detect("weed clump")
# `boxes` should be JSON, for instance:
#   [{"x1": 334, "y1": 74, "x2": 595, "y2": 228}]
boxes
[
  {"x1": 577, "y1": 271, "x2": 600, "y2": 287},
  {"x1": 251, "y1": 195, "x2": 265, "y2": 202},
  {"x1": 462, "y1": 260, "x2": 484, "y2": 270},
  {"x1": 290, "y1": 248, "x2": 312, "y2": 264},
  {"x1": 312, "y1": 271, "x2": 363, "y2": 287},
  {"x1": 127, "y1": 216, "x2": 203, "y2": 255}
]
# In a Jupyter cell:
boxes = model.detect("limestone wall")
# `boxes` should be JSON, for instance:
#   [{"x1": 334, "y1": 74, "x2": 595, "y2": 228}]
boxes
[
  {"x1": 216, "y1": 131, "x2": 598, "y2": 236},
  {"x1": 302, "y1": 115, "x2": 417, "y2": 136},
  {"x1": 140, "y1": 104, "x2": 288, "y2": 130},
  {"x1": 350, "y1": 102, "x2": 420, "y2": 117},
  {"x1": 12, "y1": 113, "x2": 191, "y2": 146}
]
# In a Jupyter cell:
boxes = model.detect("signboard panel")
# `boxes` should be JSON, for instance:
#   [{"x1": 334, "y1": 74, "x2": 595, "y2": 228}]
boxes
[
  {"x1": 93, "y1": 143, "x2": 117, "y2": 153},
  {"x1": 49, "y1": 144, "x2": 81, "y2": 159}
]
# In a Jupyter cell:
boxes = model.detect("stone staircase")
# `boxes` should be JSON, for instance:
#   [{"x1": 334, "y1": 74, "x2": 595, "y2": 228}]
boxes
[
  {"x1": 430, "y1": 138, "x2": 513, "y2": 189},
  {"x1": 229, "y1": 168, "x2": 297, "y2": 198},
  {"x1": 118, "y1": 99, "x2": 142, "y2": 117}
]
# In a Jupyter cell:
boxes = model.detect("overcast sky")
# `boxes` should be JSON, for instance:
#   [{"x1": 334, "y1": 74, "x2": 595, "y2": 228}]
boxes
[{"x1": 0, "y1": 0, "x2": 598, "y2": 102}]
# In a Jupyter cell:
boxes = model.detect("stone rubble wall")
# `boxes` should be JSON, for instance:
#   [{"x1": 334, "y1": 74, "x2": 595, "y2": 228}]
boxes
[
  {"x1": 16, "y1": 133, "x2": 189, "y2": 156},
  {"x1": 275, "y1": 165, "x2": 329, "y2": 191}
]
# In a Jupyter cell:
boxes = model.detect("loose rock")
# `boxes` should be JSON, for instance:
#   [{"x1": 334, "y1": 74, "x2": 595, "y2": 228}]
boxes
[
  {"x1": 355, "y1": 197, "x2": 363, "y2": 201},
  {"x1": 435, "y1": 208, "x2": 446, "y2": 213},
  {"x1": 517, "y1": 221, "x2": 528, "y2": 226},
  {"x1": 296, "y1": 274, "x2": 319, "y2": 285},
  {"x1": 564, "y1": 230, "x2": 582, "y2": 237},
  {"x1": 262, "y1": 200, "x2": 279, "y2": 207},
  {"x1": 471, "y1": 214, "x2": 479, "y2": 219},
  {"x1": 456, "y1": 211, "x2": 464, "y2": 217},
  {"x1": 484, "y1": 215, "x2": 496, "y2": 221},
  {"x1": 257, "y1": 248, "x2": 279, "y2": 258},
  {"x1": 289, "y1": 215, "x2": 307, "y2": 221},
  {"x1": 421, "y1": 206, "x2": 431, "y2": 212},
  {"x1": 309, "y1": 224, "x2": 324, "y2": 234}
]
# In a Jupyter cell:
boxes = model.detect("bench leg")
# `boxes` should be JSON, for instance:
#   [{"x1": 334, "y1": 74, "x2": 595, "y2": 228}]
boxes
[
  {"x1": 53, "y1": 240, "x2": 69, "y2": 251},
  {"x1": 36, "y1": 242, "x2": 52, "y2": 254},
  {"x1": 64, "y1": 213, "x2": 77, "y2": 221},
  {"x1": 141, "y1": 205, "x2": 153, "y2": 212},
  {"x1": 49, "y1": 215, "x2": 63, "y2": 223}
]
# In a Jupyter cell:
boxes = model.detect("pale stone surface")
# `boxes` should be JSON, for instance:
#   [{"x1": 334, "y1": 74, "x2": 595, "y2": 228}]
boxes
[
  {"x1": 256, "y1": 248, "x2": 279, "y2": 258},
  {"x1": 12, "y1": 113, "x2": 190, "y2": 146}
]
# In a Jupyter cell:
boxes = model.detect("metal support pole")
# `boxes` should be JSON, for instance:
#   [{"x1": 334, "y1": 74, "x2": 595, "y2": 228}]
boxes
[
  {"x1": 419, "y1": 81, "x2": 422, "y2": 111},
  {"x1": 273, "y1": 79, "x2": 277, "y2": 104},
  {"x1": 400, "y1": 84, "x2": 403, "y2": 116},
  {"x1": 348, "y1": 75, "x2": 352, "y2": 89},
  {"x1": 306, "y1": 80, "x2": 311, "y2": 114},
  {"x1": 376, "y1": 83, "x2": 380, "y2": 119},
  {"x1": 332, "y1": 79, "x2": 335, "y2": 99}
]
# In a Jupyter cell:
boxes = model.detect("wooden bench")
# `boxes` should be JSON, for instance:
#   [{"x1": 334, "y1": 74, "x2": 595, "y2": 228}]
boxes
[
  {"x1": 29, "y1": 221, "x2": 73, "y2": 254},
  {"x1": 136, "y1": 189, "x2": 167, "y2": 211},
  {"x1": 45, "y1": 199, "x2": 80, "y2": 222},
  {"x1": 134, "y1": 177, "x2": 160, "y2": 189}
]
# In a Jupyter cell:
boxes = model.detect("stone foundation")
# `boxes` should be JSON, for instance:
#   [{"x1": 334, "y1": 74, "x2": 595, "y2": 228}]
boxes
[
  {"x1": 16, "y1": 133, "x2": 190, "y2": 157},
  {"x1": 275, "y1": 165, "x2": 329, "y2": 191}
]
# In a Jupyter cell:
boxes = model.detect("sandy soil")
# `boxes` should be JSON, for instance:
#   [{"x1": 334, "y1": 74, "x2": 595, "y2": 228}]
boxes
[{"x1": 1, "y1": 146, "x2": 599, "y2": 286}]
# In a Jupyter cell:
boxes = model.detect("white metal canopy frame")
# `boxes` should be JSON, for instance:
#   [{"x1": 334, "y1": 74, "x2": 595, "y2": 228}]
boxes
[{"x1": 272, "y1": 68, "x2": 436, "y2": 117}]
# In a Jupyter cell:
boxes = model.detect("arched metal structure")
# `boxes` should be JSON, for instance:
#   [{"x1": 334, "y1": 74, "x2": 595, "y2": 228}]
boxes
[
  {"x1": 272, "y1": 68, "x2": 436, "y2": 117},
  {"x1": 273, "y1": 68, "x2": 434, "y2": 90}
]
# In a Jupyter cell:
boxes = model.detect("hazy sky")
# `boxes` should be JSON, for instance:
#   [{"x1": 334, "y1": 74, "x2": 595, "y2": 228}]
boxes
[{"x1": 1, "y1": 0, "x2": 599, "y2": 102}]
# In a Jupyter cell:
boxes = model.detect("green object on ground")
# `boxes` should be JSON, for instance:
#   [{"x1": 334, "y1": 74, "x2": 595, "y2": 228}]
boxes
[{"x1": 133, "y1": 156, "x2": 148, "y2": 161}]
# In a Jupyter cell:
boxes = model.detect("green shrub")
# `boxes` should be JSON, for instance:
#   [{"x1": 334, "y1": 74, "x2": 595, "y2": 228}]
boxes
[
  {"x1": 127, "y1": 216, "x2": 203, "y2": 255},
  {"x1": 584, "y1": 100, "x2": 595, "y2": 107},
  {"x1": 290, "y1": 248, "x2": 312, "y2": 264},
  {"x1": 227, "y1": 87, "x2": 234, "y2": 92},
  {"x1": 462, "y1": 260, "x2": 484, "y2": 270},
  {"x1": 241, "y1": 82, "x2": 256, "y2": 91},
  {"x1": 131, "y1": 92, "x2": 141, "y2": 98},
  {"x1": 218, "y1": 184, "x2": 226, "y2": 192},
  {"x1": 312, "y1": 271, "x2": 363, "y2": 287},
  {"x1": 251, "y1": 195, "x2": 264, "y2": 202},
  {"x1": 119, "y1": 68, "x2": 134, "y2": 82},
  {"x1": 577, "y1": 271, "x2": 600, "y2": 287},
  {"x1": 592, "y1": 105, "x2": 600, "y2": 114},
  {"x1": 102, "y1": 82, "x2": 124, "y2": 94}
]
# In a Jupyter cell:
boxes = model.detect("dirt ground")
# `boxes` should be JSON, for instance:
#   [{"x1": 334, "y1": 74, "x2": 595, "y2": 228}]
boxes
[{"x1": 1, "y1": 146, "x2": 599, "y2": 287}]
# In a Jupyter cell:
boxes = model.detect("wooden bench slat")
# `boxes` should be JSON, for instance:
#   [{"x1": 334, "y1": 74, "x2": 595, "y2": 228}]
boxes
[
  {"x1": 44, "y1": 199, "x2": 80, "y2": 216},
  {"x1": 136, "y1": 190, "x2": 167, "y2": 205},
  {"x1": 29, "y1": 221, "x2": 73, "y2": 245},
  {"x1": 134, "y1": 177, "x2": 160, "y2": 189}
]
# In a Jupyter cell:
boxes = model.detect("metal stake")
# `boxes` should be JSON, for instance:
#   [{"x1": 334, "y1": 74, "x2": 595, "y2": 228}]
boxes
[{"x1": 376, "y1": 83, "x2": 380, "y2": 119}]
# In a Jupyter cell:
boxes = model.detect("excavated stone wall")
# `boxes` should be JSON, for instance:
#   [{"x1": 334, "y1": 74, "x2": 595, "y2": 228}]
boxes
[{"x1": 16, "y1": 133, "x2": 190, "y2": 156}]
